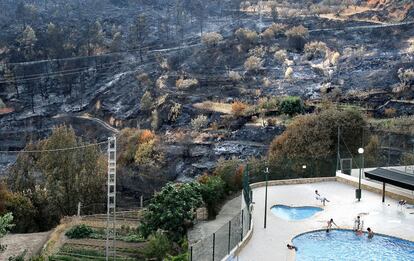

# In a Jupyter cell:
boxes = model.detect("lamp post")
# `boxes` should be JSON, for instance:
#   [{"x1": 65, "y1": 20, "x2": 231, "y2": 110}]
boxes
[
  {"x1": 302, "y1": 165, "x2": 307, "y2": 176},
  {"x1": 264, "y1": 166, "x2": 269, "y2": 229},
  {"x1": 357, "y1": 148, "x2": 364, "y2": 201}
]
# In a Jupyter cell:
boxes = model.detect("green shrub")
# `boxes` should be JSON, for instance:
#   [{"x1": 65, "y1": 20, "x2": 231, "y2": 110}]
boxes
[
  {"x1": 65, "y1": 224, "x2": 93, "y2": 239},
  {"x1": 199, "y1": 175, "x2": 226, "y2": 217},
  {"x1": 279, "y1": 96, "x2": 304, "y2": 116},
  {"x1": 142, "y1": 232, "x2": 172, "y2": 261},
  {"x1": 140, "y1": 183, "x2": 203, "y2": 239},
  {"x1": 213, "y1": 158, "x2": 243, "y2": 192}
]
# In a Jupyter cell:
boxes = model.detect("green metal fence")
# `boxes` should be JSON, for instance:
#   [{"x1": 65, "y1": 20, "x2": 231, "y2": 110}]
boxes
[{"x1": 189, "y1": 205, "x2": 251, "y2": 261}]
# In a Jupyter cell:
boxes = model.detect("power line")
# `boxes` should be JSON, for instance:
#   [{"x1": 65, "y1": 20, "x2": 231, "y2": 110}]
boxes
[{"x1": 0, "y1": 141, "x2": 107, "y2": 153}]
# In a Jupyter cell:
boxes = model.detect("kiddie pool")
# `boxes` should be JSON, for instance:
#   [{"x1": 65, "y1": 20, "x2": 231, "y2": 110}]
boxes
[
  {"x1": 292, "y1": 229, "x2": 414, "y2": 261},
  {"x1": 270, "y1": 205, "x2": 323, "y2": 221}
]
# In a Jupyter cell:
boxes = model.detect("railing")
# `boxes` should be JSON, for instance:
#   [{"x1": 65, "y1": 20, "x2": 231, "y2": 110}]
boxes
[{"x1": 189, "y1": 205, "x2": 251, "y2": 261}]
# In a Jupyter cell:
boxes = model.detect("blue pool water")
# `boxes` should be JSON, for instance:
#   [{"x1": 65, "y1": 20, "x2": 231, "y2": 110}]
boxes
[
  {"x1": 270, "y1": 205, "x2": 322, "y2": 220},
  {"x1": 293, "y1": 230, "x2": 414, "y2": 261}
]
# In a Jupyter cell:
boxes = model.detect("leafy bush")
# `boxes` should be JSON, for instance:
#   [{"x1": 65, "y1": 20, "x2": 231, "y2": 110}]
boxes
[
  {"x1": 140, "y1": 183, "x2": 203, "y2": 239},
  {"x1": 198, "y1": 175, "x2": 226, "y2": 217},
  {"x1": 214, "y1": 158, "x2": 243, "y2": 192},
  {"x1": 235, "y1": 28, "x2": 258, "y2": 45},
  {"x1": 244, "y1": 56, "x2": 263, "y2": 72},
  {"x1": 228, "y1": 71, "x2": 242, "y2": 82},
  {"x1": 279, "y1": 96, "x2": 304, "y2": 116},
  {"x1": 65, "y1": 224, "x2": 93, "y2": 239},
  {"x1": 191, "y1": 115, "x2": 208, "y2": 130},
  {"x1": 142, "y1": 232, "x2": 172, "y2": 261},
  {"x1": 168, "y1": 103, "x2": 182, "y2": 123},
  {"x1": 201, "y1": 32, "x2": 223, "y2": 47},
  {"x1": 304, "y1": 41, "x2": 328, "y2": 60},
  {"x1": 231, "y1": 101, "x2": 248, "y2": 117},
  {"x1": 176, "y1": 77, "x2": 198, "y2": 90},
  {"x1": 262, "y1": 23, "x2": 287, "y2": 41},
  {"x1": 140, "y1": 91, "x2": 153, "y2": 111},
  {"x1": 284, "y1": 67, "x2": 293, "y2": 79},
  {"x1": 248, "y1": 46, "x2": 267, "y2": 58},
  {"x1": 285, "y1": 25, "x2": 309, "y2": 51},
  {"x1": 274, "y1": 49, "x2": 288, "y2": 63}
]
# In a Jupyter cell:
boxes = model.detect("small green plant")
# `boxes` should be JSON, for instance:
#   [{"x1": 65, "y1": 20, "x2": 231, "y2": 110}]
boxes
[
  {"x1": 121, "y1": 233, "x2": 146, "y2": 242},
  {"x1": 65, "y1": 224, "x2": 94, "y2": 239},
  {"x1": 142, "y1": 232, "x2": 172, "y2": 261}
]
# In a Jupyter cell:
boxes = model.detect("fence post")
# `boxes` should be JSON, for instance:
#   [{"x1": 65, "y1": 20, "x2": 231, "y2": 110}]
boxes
[
  {"x1": 228, "y1": 221, "x2": 231, "y2": 254},
  {"x1": 241, "y1": 209, "x2": 244, "y2": 242},
  {"x1": 249, "y1": 209, "x2": 252, "y2": 231},
  {"x1": 212, "y1": 233, "x2": 215, "y2": 261}
]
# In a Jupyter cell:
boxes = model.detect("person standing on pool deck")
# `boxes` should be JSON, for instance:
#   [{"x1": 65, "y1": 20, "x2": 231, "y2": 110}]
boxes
[
  {"x1": 326, "y1": 218, "x2": 338, "y2": 232},
  {"x1": 367, "y1": 227, "x2": 374, "y2": 239}
]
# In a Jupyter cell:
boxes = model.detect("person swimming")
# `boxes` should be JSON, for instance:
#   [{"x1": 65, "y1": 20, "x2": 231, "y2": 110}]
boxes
[
  {"x1": 326, "y1": 218, "x2": 338, "y2": 232},
  {"x1": 287, "y1": 244, "x2": 297, "y2": 251},
  {"x1": 367, "y1": 227, "x2": 374, "y2": 239}
]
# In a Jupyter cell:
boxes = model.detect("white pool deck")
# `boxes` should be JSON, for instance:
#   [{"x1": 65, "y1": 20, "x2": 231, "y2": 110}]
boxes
[{"x1": 236, "y1": 181, "x2": 414, "y2": 261}]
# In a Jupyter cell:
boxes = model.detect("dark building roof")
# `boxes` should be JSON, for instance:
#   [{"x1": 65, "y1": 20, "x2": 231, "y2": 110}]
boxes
[{"x1": 364, "y1": 168, "x2": 414, "y2": 190}]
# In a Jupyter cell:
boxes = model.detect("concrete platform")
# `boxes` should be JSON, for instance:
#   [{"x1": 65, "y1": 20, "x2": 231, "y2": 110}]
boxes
[{"x1": 236, "y1": 181, "x2": 414, "y2": 261}]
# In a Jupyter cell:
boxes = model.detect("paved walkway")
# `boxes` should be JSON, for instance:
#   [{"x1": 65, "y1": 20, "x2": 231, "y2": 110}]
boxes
[
  {"x1": 237, "y1": 181, "x2": 414, "y2": 261},
  {"x1": 188, "y1": 195, "x2": 242, "y2": 244}
]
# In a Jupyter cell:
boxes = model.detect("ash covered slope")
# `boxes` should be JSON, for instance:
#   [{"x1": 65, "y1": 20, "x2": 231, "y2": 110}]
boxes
[{"x1": 0, "y1": 0, "x2": 413, "y2": 191}]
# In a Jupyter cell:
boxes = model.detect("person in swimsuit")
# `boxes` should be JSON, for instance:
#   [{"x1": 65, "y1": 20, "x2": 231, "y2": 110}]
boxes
[
  {"x1": 326, "y1": 218, "x2": 337, "y2": 232},
  {"x1": 287, "y1": 244, "x2": 297, "y2": 251},
  {"x1": 367, "y1": 227, "x2": 374, "y2": 239}
]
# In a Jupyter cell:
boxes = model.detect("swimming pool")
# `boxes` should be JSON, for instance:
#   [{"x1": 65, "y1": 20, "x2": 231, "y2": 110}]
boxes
[
  {"x1": 270, "y1": 205, "x2": 322, "y2": 220},
  {"x1": 292, "y1": 229, "x2": 414, "y2": 261}
]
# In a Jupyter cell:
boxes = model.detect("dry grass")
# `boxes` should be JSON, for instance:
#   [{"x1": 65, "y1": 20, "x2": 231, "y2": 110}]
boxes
[{"x1": 193, "y1": 101, "x2": 233, "y2": 114}]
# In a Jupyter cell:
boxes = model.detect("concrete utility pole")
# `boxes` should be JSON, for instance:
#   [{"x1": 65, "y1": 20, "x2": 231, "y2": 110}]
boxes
[{"x1": 106, "y1": 137, "x2": 117, "y2": 260}]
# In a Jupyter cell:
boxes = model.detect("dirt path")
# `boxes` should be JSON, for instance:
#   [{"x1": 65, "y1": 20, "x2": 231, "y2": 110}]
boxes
[{"x1": 0, "y1": 232, "x2": 50, "y2": 260}]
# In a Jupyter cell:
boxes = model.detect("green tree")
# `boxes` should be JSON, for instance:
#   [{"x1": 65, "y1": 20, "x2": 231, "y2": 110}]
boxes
[
  {"x1": 140, "y1": 183, "x2": 203, "y2": 239},
  {"x1": 129, "y1": 15, "x2": 149, "y2": 62},
  {"x1": 18, "y1": 25, "x2": 37, "y2": 60},
  {"x1": 269, "y1": 108, "x2": 365, "y2": 162},
  {"x1": 7, "y1": 142, "x2": 38, "y2": 193},
  {"x1": 46, "y1": 22, "x2": 64, "y2": 58},
  {"x1": 4, "y1": 193, "x2": 36, "y2": 233},
  {"x1": 38, "y1": 125, "x2": 106, "y2": 216}
]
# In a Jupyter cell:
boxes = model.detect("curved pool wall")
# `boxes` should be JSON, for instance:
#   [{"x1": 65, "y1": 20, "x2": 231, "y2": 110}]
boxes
[
  {"x1": 292, "y1": 229, "x2": 414, "y2": 261},
  {"x1": 270, "y1": 205, "x2": 323, "y2": 220}
]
